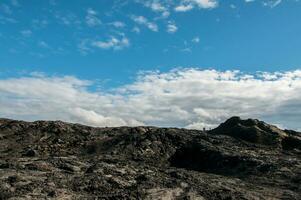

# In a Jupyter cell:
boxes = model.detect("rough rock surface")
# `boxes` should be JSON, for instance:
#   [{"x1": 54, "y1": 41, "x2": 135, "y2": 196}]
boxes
[{"x1": 0, "y1": 117, "x2": 300, "y2": 199}]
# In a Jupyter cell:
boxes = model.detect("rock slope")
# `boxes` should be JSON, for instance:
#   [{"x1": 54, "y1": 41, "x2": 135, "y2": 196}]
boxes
[{"x1": 0, "y1": 117, "x2": 300, "y2": 199}]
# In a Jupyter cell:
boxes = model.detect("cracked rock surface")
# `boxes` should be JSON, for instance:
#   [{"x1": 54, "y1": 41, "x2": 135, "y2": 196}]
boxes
[{"x1": 0, "y1": 117, "x2": 300, "y2": 199}]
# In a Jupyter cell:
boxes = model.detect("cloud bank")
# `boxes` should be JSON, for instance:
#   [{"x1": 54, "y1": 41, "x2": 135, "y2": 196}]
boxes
[{"x1": 1, "y1": 68, "x2": 301, "y2": 130}]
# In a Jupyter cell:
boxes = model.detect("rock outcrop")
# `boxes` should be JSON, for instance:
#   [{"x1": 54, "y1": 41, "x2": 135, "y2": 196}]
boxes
[
  {"x1": 0, "y1": 117, "x2": 300, "y2": 199},
  {"x1": 209, "y1": 116, "x2": 301, "y2": 149}
]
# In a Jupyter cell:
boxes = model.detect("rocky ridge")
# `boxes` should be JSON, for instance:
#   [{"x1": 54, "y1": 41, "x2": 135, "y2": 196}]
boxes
[{"x1": 0, "y1": 117, "x2": 300, "y2": 199}]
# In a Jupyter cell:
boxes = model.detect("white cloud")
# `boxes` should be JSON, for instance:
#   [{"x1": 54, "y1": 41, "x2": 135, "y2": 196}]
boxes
[
  {"x1": 110, "y1": 21, "x2": 125, "y2": 28},
  {"x1": 150, "y1": 2, "x2": 170, "y2": 17},
  {"x1": 161, "y1": 11, "x2": 170, "y2": 18},
  {"x1": 78, "y1": 35, "x2": 130, "y2": 54},
  {"x1": 1, "y1": 68, "x2": 301, "y2": 130},
  {"x1": 190, "y1": 0, "x2": 218, "y2": 9},
  {"x1": 85, "y1": 8, "x2": 101, "y2": 27},
  {"x1": 70, "y1": 107, "x2": 142, "y2": 127},
  {"x1": 139, "y1": 0, "x2": 170, "y2": 17},
  {"x1": 174, "y1": 4, "x2": 194, "y2": 12},
  {"x1": 131, "y1": 15, "x2": 158, "y2": 32},
  {"x1": 132, "y1": 15, "x2": 147, "y2": 24},
  {"x1": 147, "y1": 23, "x2": 159, "y2": 32},
  {"x1": 150, "y1": 2, "x2": 166, "y2": 12},
  {"x1": 91, "y1": 36, "x2": 130, "y2": 50},
  {"x1": 137, "y1": 0, "x2": 219, "y2": 14},
  {"x1": 175, "y1": 0, "x2": 218, "y2": 12},
  {"x1": 167, "y1": 22, "x2": 178, "y2": 33}
]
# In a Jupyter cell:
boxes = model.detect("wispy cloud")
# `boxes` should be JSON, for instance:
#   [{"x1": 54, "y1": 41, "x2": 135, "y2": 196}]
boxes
[
  {"x1": 32, "y1": 19, "x2": 49, "y2": 29},
  {"x1": 167, "y1": 21, "x2": 178, "y2": 33},
  {"x1": 38, "y1": 41, "x2": 49, "y2": 48},
  {"x1": 245, "y1": 0, "x2": 283, "y2": 8},
  {"x1": 190, "y1": 0, "x2": 218, "y2": 9},
  {"x1": 85, "y1": 8, "x2": 102, "y2": 27},
  {"x1": 131, "y1": 15, "x2": 158, "y2": 32},
  {"x1": 192, "y1": 36, "x2": 200, "y2": 43},
  {"x1": 54, "y1": 11, "x2": 81, "y2": 26},
  {"x1": 0, "y1": 3, "x2": 12, "y2": 14},
  {"x1": 175, "y1": 0, "x2": 218, "y2": 12},
  {"x1": 132, "y1": 26, "x2": 141, "y2": 34},
  {"x1": 1, "y1": 68, "x2": 301, "y2": 130},
  {"x1": 91, "y1": 36, "x2": 130, "y2": 50},
  {"x1": 144, "y1": 1, "x2": 170, "y2": 17},
  {"x1": 78, "y1": 39, "x2": 92, "y2": 55},
  {"x1": 20, "y1": 30, "x2": 32, "y2": 37},
  {"x1": 139, "y1": 0, "x2": 218, "y2": 13},
  {"x1": 263, "y1": 0, "x2": 282, "y2": 8},
  {"x1": 174, "y1": 4, "x2": 194, "y2": 12},
  {"x1": 109, "y1": 21, "x2": 126, "y2": 28},
  {"x1": 11, "y1": 0, "x2": 20, "y2": 7},
  {"x1": 0, "y1": 15, "x2": 17, "y2": 24}
]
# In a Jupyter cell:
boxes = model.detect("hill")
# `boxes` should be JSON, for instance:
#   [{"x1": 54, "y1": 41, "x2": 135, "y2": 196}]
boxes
[{"x1": 0, "y1": 117, "x2": 300, "y2": 199}]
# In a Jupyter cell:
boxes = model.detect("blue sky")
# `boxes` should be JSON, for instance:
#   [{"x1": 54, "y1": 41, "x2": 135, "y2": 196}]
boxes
[
  {"x1": 1, "y1": 0, "x2": 301, "y2": 85},
  {"x1": 0, "y1": 0, "x2": 301, "y2": 129}
]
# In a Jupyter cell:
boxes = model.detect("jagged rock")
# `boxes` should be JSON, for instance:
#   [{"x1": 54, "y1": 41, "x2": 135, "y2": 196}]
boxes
[
  {"x1": 209, "y1": 116, "x2": 288, "y2": 146},
  {"x1": 282, "y1": 136, "x2": 301, "y2": 150},
  {"x1": 0, "y1": 117, "x2": 300, "y2": 199},
  {"x1": 22, "y1": 149, "x2": 37, "y2": 157}
]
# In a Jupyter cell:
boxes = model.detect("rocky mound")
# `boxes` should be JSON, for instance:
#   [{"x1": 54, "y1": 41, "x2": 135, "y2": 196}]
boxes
[
  {"x1": 0, "y1": 117, "x2": 300, "y2": 199},
  {"x1": 209, "y1": 116, "x2": 301, "y2": 150}
]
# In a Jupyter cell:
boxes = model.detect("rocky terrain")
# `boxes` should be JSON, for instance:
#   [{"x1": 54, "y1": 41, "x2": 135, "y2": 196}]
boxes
[{"x1": 0, "y1": 117, "x2": 300, "y2": 200}]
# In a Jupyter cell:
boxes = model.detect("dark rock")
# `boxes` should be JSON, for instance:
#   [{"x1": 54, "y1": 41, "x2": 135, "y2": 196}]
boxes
[
  {"x1": 169, "y1": 142, "x2": 262, "y2": 175},
  {"x1": 0, "y1": 117, "x2": 300, "y2": 199},
  {"x1": 209, "y1": 116, "x2": 288, "y2": 146},
  {"x1": 0, "y1": 185, "x2": 11, "y2": 200},
  {"x1": 22, "y1": 149, "x2": 37, "y2": 157},
  {"x1": 7, "y1": 175, "x2": 18, "y2": 184},
  {"x1": 0, "y1": 161, "x2": 9, "y2": 169},
  {"x1": 47, "y1": 190, "x2": 56, "y2": 197},
  {"x1": 282, "y1": 136, "x2": 301, "y2": 150}
]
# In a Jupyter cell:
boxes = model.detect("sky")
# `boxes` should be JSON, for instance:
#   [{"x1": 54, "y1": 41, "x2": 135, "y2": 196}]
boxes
[{"x1": 0, "y1": 0, "x2": 301, "y2": 130}]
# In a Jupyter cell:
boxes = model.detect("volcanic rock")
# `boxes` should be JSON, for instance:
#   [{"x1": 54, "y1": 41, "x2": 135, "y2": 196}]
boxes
[{"x1": 0, "y1": 117, "x2": 300, "y2": 199}]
